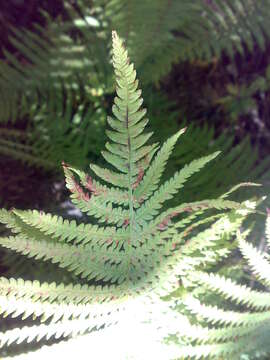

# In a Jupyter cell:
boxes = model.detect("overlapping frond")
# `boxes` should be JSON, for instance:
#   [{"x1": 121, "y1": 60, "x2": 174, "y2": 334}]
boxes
[
  {"x1": 0, "y1": 15, "x2": 109, "y2": 121},
  {"x1": 0, "y1": 30, "x2": 251, "y2": 354},
  {"x1": 0, "y1": 87, "x2": 107, "y2": 172},
  {"x1": 103, "y1": 0, "x2": 270, "y2": 83},
  {"x1": 175, "y1": 213, "x2": 270, "y2": 359},
  {"x1": 2, "y1": 1, "x2": 270, "y2": 192},
  {"x1": 161, "y1": 123, "x2": 270, "y2": 203},
  {"x1": 2, "y1": 0, "x2": 270, "y2": 127}
]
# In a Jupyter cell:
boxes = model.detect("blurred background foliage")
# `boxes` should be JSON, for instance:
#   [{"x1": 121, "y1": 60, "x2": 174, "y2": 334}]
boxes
[{"x1": 0, "y1": 0, "x2": 270, "y2": 274}]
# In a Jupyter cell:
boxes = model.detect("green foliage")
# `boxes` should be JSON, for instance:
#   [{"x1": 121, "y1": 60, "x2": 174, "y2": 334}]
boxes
[
  {"x1": 104, "y1": 0, "x2": 270, "y2": 83},
  {"x1": 168, "y1": 212, "x2": 270, "y2": 359},
  {"x1": 0, "y1": 3, "x2": 111, "y2": 175},
  {"x1": 151, "y1": 116, "x2": 270, "y2": 204},
  {"x1": 218, "y1": 65, "x2": 270, "y2": 120},
  {"x1": 0, "y1": 31, "x2": 248, "y2": 357},
  {"x1": 0, "y1": 21, "x2": 108, "y2": 116},
  {"x1": 1, "y1": 0, "x2": 270, "y2": 194},
  {"x1": 0, "y1": 3, "x2": 111, "y2": 121},
  {"x1": 2, "y1": 0, "x2": 270, "y2": 120},
  {"x1": 0, "y1": 89, "x2": 107, "y2": 171}
]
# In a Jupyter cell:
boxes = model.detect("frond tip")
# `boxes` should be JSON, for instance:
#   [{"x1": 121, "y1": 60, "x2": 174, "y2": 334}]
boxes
[{"x1": 0, "y1": 30, "x2": 249, "y2": 355}]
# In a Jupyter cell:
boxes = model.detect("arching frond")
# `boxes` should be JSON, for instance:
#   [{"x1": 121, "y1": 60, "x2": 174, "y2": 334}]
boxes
[
  {"x1": 177, "y1": 213, "x2": 270, "y2": 359},
  {"x1": 0, "y1": 30, "x2": 251, "y2": 355}
]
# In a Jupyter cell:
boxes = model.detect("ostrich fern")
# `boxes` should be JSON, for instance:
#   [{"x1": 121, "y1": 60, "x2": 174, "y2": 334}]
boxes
[{"x1": 0, "y1": 31, "x2": 251, "y2": 356}]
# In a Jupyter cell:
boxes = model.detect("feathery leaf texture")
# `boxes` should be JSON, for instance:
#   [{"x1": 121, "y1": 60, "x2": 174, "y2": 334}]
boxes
[
  {"x1": 104, "y1": 0, "x2": 270, "y2": 83},
  {"x1": 177, "y1": 212, "x2": 270, "y2": 359},
  {"x1": 1, "y1": 2, "x2": 270, "y2": 194},
  {"x1": 0, "y1": 31, "x2": 247, "y2": 353},
  {"x1": 2, "y1": 0, "x2": 270, "y2": 126}
]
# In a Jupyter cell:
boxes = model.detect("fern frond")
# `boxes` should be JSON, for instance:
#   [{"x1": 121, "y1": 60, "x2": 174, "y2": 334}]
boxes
[
  {"x1": 87, "y1": 31, "x2": 155, "y2": 194},
  {"x1": 0, "y1": 293, "x2": 124, "y2": 324},
  {"x1": 135, "y1": 152, "x2": 220, "y2": 223},
  {"x1": 184, "y1": 295, "x2": 270, "y2": 328},
  {"x1": 0, "y1": 277, "x2": 114, "y2": 304},
  {"x1": 174, "y1": 337, "x2": 265, "y2": 360},
  {"x1": 134, "y1": 128, "x2": 186, "y2": 202},
  {"x1": 238, "y1": 233, "x2": 270, "y2": 287},
  {"x1": 62, "y1": 164, "x2": 130, "y2": 225},
  {"x1": 194, "y1": 272, "x2": 270, "y2": 310},
  {"x1": 13, "y1": 209, "x2": 119, "y2": 246},
  {"x1": 0, "y1": 231, "x2": 138, "y2": 284},
  {"x1": 0, "y1": 134, "x2": 55, "y2": 170},
  {"x1": 0, "y1": 318, "x2": 117, "y2": 348},
  {"x1": 178, "y1": 212, "x2": 270, "y2": 359},
  {"x1": 65, "y1": 166, "x2": 130, "y2": 206},
  {"x1": 0, "y1": 18, "x2": 107, "y2": 100},
  {"x1": 0, "y1": 86, "x2": 107, "y2": 172},
  {"x1": 0, "y1": 30, "x2": 250, "y2": 354},
  {"x1": 103, "y1": 0, "x2": 270, "y2": 83}
]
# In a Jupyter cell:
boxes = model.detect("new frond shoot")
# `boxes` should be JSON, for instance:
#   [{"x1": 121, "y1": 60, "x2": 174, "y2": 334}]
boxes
[{"x1": 0, "y1": 31, "x2": 249, "y2": 356}]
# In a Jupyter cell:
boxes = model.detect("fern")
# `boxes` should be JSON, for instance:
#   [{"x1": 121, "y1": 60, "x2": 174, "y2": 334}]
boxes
[
  {"x1": 103, "y1": 0, "x2": 270, "y2": 83},
  {"x1": 151, "y1": 115, "x2": 270, "y2": 205},
  {"x1": 0, "y1": 5, "x2": 111, "y2": 123},
  {"x1": 1, "y1": 0, "x2": 270, "y2": 186},
  {"x1": 0, "y1": 81, "x2": 110, "y2": 176},
  {"x1": 0, "y1": 5, "x2": 110, "y2": 172},
  {"x1": 172, "y1": 211, "x2": 270, "y2": 359},
  {"x1": 2, "y1": 0, "x2": 270, "y2": 117},
  {"x1": 217, "y1": 65, "x2": 270, "y2": 121},
  {"x1": 0, "y1": 31, "x2": 247, "y2": 356}
]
